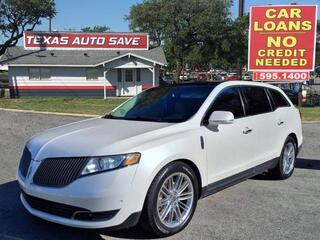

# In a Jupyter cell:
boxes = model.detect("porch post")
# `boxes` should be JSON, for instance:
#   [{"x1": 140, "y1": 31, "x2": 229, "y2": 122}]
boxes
[
  {"x1": 148, "y1": 63, "x2": 156, "y2": 87},
  {"x1": 152, "y1": 63, "x2": 156, "y2": 87},
  {"x1": 104, "y1": 69, "x2": 109, "y2": 100}
]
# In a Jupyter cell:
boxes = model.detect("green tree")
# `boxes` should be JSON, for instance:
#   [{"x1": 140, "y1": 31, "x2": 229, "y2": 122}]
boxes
[
  {"x1": 223, "y1": 14, "x2": 249, "y2": 70},
  {"x1": 126, "y1": 0, "x2": 232, "y2": 81},
  {"x1": 184, "y1": 45, "x2": 206, "y2": 69},
  {"x1": 125, "y1": 1, "x2": 163, "y2": 47},
  {"x1": 81, "y1": 25, "x2": 110, "y2": 33},
  {"x1": 315, "y1": 20, "x2": 320, "y2": 67},
  {"x1": 0, "y1": 0, "x2": 56, "y2": 55}
]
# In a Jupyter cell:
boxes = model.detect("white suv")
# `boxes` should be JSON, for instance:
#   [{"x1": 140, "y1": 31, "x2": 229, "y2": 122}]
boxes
[{"x1": 17, "y1": 81, "x2": 303, "y2": 237}]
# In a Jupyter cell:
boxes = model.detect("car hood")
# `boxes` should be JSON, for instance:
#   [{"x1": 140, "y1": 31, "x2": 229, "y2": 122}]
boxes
[{"x1": 27, "y1": 117, "x2": 173, "y2": 160}]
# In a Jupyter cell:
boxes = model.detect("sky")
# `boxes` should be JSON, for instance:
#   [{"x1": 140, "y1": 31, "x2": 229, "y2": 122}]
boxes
[
  {"x1": 0, "y1": 0, "x2": 318, "y2": 45},
  {"x1": 35, "y1": 0, "x2": 141, "y2": 32},
  {"x1": 34, "y1": 0, "x2": 320, "y2": 33}
]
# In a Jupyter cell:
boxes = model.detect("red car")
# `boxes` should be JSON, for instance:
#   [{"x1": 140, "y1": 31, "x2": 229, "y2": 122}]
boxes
[
  {"x1": 226, "y1": 73, "x2": 239, "y2": 81},
  {"x1": 197, "y1": 73, "x2": 207, "y2": 81}
]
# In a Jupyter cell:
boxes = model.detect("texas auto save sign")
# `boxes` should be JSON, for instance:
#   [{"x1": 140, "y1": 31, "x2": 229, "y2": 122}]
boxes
[
  {"x1": 248, "y1": 5, "x2": 317, "y2": 81},
  {"x1": 24, "y1": 32, "x2": 149, "y2": 50}
]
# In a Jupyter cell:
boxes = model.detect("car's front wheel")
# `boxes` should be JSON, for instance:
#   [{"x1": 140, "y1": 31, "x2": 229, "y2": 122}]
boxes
[{"x1": 140, "y1": 162, "x2": 199, "y2": 237}]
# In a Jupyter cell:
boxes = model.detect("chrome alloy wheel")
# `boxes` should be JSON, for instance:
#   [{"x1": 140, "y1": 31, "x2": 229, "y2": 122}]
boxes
[
  {"x1": 282, "y1": 142, "x2": 295, "y2": 175},
  {"x1": 156, "y1": 172, "x2": 194, "y2": 228}
]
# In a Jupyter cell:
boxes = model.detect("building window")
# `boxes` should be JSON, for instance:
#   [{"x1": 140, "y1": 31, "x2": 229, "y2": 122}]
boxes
[
  {"x1": 40, "y1": 68, "x2": 51, "y2": 80},
  {"x1": 29, "y1": 68, "x2": 51, "y2": 80},
  {"x1": 86, "y1": 68, "x2": 102, "y2": 80},
  {"x1": 136, "y1": 69, "x2": 141, "y2": 82},
  {"x1": 125, "y1": 69, "x2": 133, "y2": 82},
  {"x1": 29, "y1": 68, "x2": 40, "y2": 80},
  {"x1": 117, "y1": 69, "x2": 122, "y2": 82}
]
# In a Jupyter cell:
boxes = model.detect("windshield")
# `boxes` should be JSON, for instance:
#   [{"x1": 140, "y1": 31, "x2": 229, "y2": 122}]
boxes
[{"x1": 106, "y1": 84, "x2": 216, "y2": 123}]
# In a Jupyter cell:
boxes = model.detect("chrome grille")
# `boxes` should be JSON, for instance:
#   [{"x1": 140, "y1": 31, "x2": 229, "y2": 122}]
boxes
[
  {"x1": 33, "y1": 157, "x2": 88, "y2": 187},
  {"x1": 19, "y1": 148, "x2": 32, "y2": 178}
]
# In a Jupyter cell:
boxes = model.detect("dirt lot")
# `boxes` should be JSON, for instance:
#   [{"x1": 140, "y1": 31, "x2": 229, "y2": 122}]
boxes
[{"x1": 0, "y1": 110, "x2": 319, "y2": 240}]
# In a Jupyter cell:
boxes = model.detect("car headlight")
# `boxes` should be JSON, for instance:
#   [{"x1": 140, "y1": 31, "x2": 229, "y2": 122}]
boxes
[{"x1": 81, "y1": 153, "x2": 141, "y2": 176}]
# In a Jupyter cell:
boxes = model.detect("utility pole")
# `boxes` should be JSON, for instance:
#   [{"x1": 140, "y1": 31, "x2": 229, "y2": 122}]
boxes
[
  {"x1": 49, "y1": 0, "x2": 53, "y2": 32},
  {"x1": 49, "y1": 16, "x2": 52, "y2": 32},
  {"x1": 239, "y1": 0, "x2": 245, "y2": 17},
  {"x1": 237, "y1": 0, "x2": 245, "y2": 79}
]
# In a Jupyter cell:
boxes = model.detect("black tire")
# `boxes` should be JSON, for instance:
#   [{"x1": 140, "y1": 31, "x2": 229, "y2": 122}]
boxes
[
  {"x1": 269, "y1": 136, "x2": 297, "y2": 180},
  {"x1": 140, "y1": 161, "x2": 199, "y2": 237}
]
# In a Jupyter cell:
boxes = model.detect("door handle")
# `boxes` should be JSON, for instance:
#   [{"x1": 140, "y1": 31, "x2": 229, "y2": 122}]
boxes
[
  {"x1": 243, "y1": 127, "x2": 253, "y2": 134},
  {"x1": 277, "y1": 120, "x2": 284, "y2": 126}
]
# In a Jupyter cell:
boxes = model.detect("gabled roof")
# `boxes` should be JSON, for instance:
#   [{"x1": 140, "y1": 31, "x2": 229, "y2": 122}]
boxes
[{"x1": 0, "y1": 46, "x2": 167, "y2": 67}]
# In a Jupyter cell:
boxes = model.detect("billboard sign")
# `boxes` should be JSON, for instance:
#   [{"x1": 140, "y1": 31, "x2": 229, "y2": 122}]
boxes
[
  {"x1": 252, "y1": 71, "x2": 310, "y2": 81},
  {"x1": 248, "y1": 5, "x2": 318, "y2": 77},
  {"x1": 24, "y1": 32, "x2": 149, "y2": 50}
]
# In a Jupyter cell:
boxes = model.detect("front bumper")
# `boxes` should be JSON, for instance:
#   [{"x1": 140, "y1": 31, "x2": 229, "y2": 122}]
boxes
[{"x1": 18, "y1": 165, "x2": 142, "y2": 229}]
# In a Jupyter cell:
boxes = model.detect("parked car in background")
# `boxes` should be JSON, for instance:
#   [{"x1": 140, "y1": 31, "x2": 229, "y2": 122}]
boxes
[
  {"x1": 188, "y1": 72, "x2": 198, "y2": 81},
  {"x1": 179, "y1": 73, "x2": 189, "y2": 81},
  {"x1": 225, "y1": 73, "x2": 239, "y2": 81},
  {"x1": 315, "y1": 66, "x2": 320, "y2": 77},
  {"x1": 18, "y1": 81, "x2": 302, "y2": 237},
  {"x1": 281, "y1": 88, "x2": 299, "y2": 105},
  {"x1": 217, "y1": 72, "x2": 227, "y2": 81},
  {"x1": 207, "y1": 69, "x2": 215, "y2": 75},
  {"x1": 161, "y1": 75, "x2": 174, "y2": 85},
  {"x1": 211, "y1": 73, "x2": 218, "y2": 81},
  {"x1": 242, "y1": 72, "x2": 252, "y2": 81},
  {"x1": 197, "y1": 73, "x2": 207, "y2": 81}
]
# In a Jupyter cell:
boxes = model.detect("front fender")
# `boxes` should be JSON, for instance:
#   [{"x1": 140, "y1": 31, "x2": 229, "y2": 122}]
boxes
[{"x1": 128, "y1": 128, "x2": 206, "y2": 212}]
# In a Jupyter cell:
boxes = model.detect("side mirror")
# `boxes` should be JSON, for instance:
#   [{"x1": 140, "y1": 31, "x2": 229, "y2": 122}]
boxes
[{"x1": 208, "y1": 111, "x2": 234, "y2": 126}]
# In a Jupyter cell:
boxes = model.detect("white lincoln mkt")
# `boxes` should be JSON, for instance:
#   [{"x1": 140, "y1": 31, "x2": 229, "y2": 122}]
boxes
[{"x1": 18, "y1": 81, "x2": 303, "y2": 237}]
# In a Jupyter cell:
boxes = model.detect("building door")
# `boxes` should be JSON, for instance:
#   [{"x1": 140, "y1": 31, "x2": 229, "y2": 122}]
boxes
[{"x1": 120, "y1": 69, "x2": 137, "y2": 96}]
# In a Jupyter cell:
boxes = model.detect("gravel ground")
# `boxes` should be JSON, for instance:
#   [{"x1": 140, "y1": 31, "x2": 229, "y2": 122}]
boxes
[{"x1": 0, "y1": 110, "x2": 319, "y2": 240}]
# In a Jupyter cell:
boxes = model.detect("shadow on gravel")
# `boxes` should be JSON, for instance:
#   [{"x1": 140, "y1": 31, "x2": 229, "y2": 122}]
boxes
[
  {"x1": 295, "y1": 158, "x2": 320, "y2": 170},
  {"x1": 0, "y1": 181, "x2": 153, "y2": 240},
  {"x1": 252, "y1": 158, "x2": 320, "y2": 181}
]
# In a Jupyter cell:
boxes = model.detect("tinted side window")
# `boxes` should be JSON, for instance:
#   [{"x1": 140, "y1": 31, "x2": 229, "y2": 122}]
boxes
[
  {"x1": 241, "y1": 86, "x2": 272, "y2": 116},
  {"x1": 209, "y1": 87, "x2": 244, "y2": 119},
  {"x1": 269, "y1": 89, "x2": 290, "y2": 108}
]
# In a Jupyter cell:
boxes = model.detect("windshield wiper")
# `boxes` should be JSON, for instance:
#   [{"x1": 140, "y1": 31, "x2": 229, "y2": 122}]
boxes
[
  {"x1": 104, "y1": 114, "x2": 163, "y2": 122},
  {"x1": 103, "y1": 114, "x2": 122, "y2": 119},
  {"x1": 124, "y1": 116, "x2": 163, "y2": 122}
]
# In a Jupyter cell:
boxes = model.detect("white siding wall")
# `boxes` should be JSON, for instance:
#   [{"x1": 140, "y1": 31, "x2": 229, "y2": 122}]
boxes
[
  {"x1": 105, "y1": 69, "x2": 118, "y2": 86},
  {"x1": 105, "y1": 56, "x2": 154, "y2": 69},
  {"x1": 8, "y1": 59, "x2": 161, "y2": 97},
  {"x1": 9, "y1": 66, "x2": 111, "y2": 87},
  {"x1": 9, "y1": 66, "x2": 160, "y2": 87},
  {"x1": 9, "y1": 67, "x2": 29, "y2": 87}
]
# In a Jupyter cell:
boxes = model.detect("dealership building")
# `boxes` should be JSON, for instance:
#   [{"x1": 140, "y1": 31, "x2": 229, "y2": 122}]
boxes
[{"x1": 0, "y1": 32, "x2": 167, "y2": 97}]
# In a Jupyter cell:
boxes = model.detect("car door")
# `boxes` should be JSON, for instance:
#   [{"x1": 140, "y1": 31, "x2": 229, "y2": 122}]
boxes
[
  {"x1": 240, "y1": 86, "x2": 276, "y2": 165},
  {"x1": 202, "y1": 86, "x2": 256, "y2": 184},
  {"x1": 267, "y1": 88, "x2": 292, "y2": 155}
]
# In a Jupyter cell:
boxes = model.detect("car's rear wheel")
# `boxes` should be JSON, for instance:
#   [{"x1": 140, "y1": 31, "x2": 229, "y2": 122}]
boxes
[
  {"x1": 269, "y1": 136, "x2": 296, "y2": 179},
  {"x1": 140, "y1": 162, "x2": 199, "y2": 237}
]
